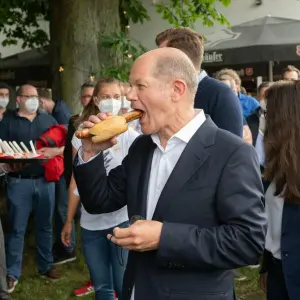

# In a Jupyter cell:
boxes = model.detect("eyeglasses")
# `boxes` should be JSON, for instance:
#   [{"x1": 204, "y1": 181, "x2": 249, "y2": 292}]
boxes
[{"x1": 19, "y1": 95, "x2": 38, "y2": 99}]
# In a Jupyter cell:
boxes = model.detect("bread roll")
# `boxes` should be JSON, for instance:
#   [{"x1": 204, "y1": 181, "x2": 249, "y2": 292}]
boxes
[{"x1": 75, "y1": 110, "x2": 142, "y2": 143}]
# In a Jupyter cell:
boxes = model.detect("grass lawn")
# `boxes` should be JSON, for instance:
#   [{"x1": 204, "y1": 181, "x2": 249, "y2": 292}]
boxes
[
  {"x1": 0, "y1": 201, "x2": 264, "y2": 300},
  {"x1": 10, "y1": 227, "x2": 93, "y2": 300},
  {"x1": 10, "y1": 233, "x2": 265, "y2": 300}
]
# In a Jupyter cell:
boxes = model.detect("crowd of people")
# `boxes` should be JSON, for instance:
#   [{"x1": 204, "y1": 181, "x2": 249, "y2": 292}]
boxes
[{"x1": 0, "y1": 27, "x2": 299, "y2": 300}]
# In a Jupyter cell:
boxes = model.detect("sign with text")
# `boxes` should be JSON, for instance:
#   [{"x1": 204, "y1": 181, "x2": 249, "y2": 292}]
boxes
[{"x1": 203, "y1": 52, "x2": 224, "y2": 64}]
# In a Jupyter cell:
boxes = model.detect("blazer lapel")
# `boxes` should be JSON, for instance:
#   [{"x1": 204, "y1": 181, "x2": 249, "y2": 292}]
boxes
[
  {"x1": 137, "y1": 137, "x2": 156, "y2": 218},
  {"x1": 152, "y1": 118, "x2": 217, "y2": 221}
]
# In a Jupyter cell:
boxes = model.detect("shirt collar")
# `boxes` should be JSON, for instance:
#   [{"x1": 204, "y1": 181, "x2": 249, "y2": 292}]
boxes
[
  {"x1": 197, "y1": 70, "x2": 208, "y2": 83},
  {"x1": 151, "y1": 109, "x2": 206, "y2": 147},
  {"x1": 14, "y1": 109, "x2": 40, "y2": 118}
]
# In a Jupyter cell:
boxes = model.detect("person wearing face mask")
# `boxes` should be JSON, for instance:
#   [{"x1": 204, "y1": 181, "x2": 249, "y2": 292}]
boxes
[
  {"x1": 119, "y1": 83, "x2": 132, "y2": 114},
  {"x1": 61, "y1": 77, "x2": 139, "y2": 299},
  {"x1": 60, "y1": 82, "x2": 96, "y2": 271},
  {"x1": 0, "y1": 85, "x2": 63, "y2": 293},
  {"x1": 37, "y1": 88, "x2": 76, "y2": 266},
  {"x1": 119, "y1": 83, "x2": 142, "y2": 134},
  {"x1": 0, "y1": 82, "x2": 12, "y2": 121}
]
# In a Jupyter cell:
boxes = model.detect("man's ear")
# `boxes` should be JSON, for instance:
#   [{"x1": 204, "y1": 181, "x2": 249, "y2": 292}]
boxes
[{"x1": 172, "y1": 79, "x2": 186, "y2": 102}]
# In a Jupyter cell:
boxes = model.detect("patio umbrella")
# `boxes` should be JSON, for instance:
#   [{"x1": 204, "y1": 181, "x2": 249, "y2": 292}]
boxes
[{"x1": 203, "y1": 16, "x2": 300, "y2": 68}]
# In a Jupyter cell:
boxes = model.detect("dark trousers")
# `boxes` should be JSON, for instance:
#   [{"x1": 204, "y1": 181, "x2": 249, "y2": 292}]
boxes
[
  {"x1": 54, "y1": 176, "x2": 75, "y2": 253},
  {"x1": 5, "y1": 177, "x2": 55, "y2": 279},
  {"x1": 267, "y1": 257, "x2": 289, "y2": 300},
  {"x1": 0, "y1": 220, "x2": 9, "y2": 299}
]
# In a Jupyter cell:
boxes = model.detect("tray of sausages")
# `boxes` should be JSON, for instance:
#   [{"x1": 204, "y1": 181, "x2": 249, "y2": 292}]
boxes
[{"x1": 0, "y1": 140, "x2": 47, "y2": 163}]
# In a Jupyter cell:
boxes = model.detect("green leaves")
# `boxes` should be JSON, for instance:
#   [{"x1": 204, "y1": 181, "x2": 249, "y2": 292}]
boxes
[
  {"x1": 100, "y1": 0, "x2": 231, "y2": 80},
  {"x1": 0, "y1": 0, "x2": 49, "y2": 49},
  {"x1": 155, "y1": 0, "x2": 231, "y2": 28},
  {"x1": 99, "y1": 31, "x2": 147, "y2": 81},
  {"x1": 120, "y1": 0, "x2": 150, "y2": 24}
]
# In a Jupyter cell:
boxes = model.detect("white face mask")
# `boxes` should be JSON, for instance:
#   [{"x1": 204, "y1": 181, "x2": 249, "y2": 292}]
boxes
[
  {"x1": 98, "y1": 99, "x2": 121, "y2": 116},
  {"x1": 24, "y1": 97, "x2": 39, "y2": 113},
  {"x1": 0, "y1": 97, "x2": 9, "y2": 108},
  {"x1": 121, "y1": 96, "x2": 132, "y2": 111}
]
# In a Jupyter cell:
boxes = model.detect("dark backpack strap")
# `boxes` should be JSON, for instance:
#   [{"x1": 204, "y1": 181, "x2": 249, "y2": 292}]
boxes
[
  {"x1": 44, "y1": 136, "x2": 56, "y2": 147},
  {"x1": 38, "y1": 136, "x2": 48, "y2": 147}
]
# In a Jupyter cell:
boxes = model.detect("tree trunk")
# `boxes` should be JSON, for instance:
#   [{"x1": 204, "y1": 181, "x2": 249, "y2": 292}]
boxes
[
  {"x1": 49, "y1": 0, "x2": 62, "y2": 102},
  {"x1": 50, "y1": 0, "x2": 121, "y2": 113}
]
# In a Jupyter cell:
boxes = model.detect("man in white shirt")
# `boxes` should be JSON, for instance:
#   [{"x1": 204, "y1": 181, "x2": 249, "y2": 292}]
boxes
[{"x1": 74, "y1": 48, "x2": 266, "y2": 300}]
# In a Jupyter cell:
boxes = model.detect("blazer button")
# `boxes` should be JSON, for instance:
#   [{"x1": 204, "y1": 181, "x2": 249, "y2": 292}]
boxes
[{"x1": 283, "y1": 252, "x2": 289, "y2": 257}]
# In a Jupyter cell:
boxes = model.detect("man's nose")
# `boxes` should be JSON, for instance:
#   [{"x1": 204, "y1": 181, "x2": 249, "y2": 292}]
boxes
[{"x1": 126, "y1": 88, "x2": 136, "y2": 102}]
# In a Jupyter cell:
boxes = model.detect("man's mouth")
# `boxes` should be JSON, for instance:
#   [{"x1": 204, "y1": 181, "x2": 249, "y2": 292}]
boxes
[{"x1": 133, "y1": 109, "x2": 145, "y2": 119}]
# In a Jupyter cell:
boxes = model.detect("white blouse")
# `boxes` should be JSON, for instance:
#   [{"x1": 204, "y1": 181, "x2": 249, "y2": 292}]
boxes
[{"x1": 265, "y1": 182, "x2": 284, "y2": 259}]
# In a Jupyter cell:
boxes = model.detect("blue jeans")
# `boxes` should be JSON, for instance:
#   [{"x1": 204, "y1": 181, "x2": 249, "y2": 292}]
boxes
[
  {"x1": 81, "y1": 222, "x2": 129, "y2": 300},
  {"x1": 5, "y1": 177, "x2": 55, "y2": 280},
  {"x1": 54, "y1": 176, "x2": 75, "y2": 252}
]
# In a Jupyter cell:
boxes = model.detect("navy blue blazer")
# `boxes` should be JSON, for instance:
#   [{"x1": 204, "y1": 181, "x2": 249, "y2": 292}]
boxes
[
  {"x1": 74, "y1": 117, "x2": 266, "y2": 300},
  {"x1": 281, "y1": 203, "x2": 300, "y2": 300},
  {"x1": 261, "y1": 182, "x2": 300, "y2": 300},
  {"x1": 194, "y1": 76, "x2": 243, "y2": 137}
]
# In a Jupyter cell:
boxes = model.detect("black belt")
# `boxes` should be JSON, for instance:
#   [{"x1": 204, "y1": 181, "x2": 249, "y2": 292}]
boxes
[{"x1": 8, "y1": 174, "x2": 43, "y2": 180}]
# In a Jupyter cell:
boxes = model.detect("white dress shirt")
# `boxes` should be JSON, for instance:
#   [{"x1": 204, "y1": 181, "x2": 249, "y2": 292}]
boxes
[
  {"x1": 265, "y1": 182, "x2": 284, "y2": 259},
  {"x1": 197, "y1": 70, "x2": 208, "y2": 83},
  {"x1": 255, "y1": 130, "x2": 265, "y2": 167},
  {"x1": 130, "y1": 109, "x2": 206, "y2": 300}
]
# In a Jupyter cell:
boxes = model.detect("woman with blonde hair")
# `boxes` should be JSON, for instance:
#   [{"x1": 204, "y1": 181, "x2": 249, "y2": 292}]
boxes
[{"x1": 62, "y1": 77, "x2": 139, "y2": 299}]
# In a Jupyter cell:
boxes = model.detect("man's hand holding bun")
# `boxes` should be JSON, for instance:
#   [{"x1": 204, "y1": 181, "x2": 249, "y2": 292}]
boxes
[{"x1": 81, "y1": 112, "x2": 118, "y2": 162}]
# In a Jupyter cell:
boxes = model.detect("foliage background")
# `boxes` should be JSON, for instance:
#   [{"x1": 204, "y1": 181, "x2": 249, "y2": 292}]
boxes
[{"x1": 0, "y1": 0, "x2": 231, "y2": 108}]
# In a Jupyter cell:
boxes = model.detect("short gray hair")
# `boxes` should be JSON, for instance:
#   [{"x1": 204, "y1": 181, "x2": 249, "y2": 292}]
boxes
[{"x1": 152, "y1": 55, "x2": 198, "y2": 96}]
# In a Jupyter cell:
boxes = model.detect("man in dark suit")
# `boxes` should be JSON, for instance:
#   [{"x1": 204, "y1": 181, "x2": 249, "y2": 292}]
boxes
[
  {"x1": 74, "y1": 48, "x2": 266, "y2": 300},
  {"x1": 155, "y1": 28, "x2": 243, "y2": 137}
]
